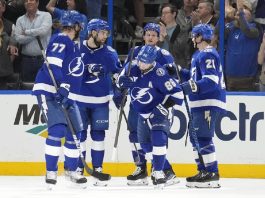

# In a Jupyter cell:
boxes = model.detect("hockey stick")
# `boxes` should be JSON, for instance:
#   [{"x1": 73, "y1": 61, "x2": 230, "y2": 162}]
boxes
[
  {"x1": 36, "y1": 36, "x2": 110, "y2": 181},
  {"x1": 174, "y1": 64, "x2": 204, "y2": 165},
  {"x1": 121, "y1": 111, "x2": 141, "y2": 164},
  {"x1": 111, "y1": 19, "x2": 137, "y2": 161}
]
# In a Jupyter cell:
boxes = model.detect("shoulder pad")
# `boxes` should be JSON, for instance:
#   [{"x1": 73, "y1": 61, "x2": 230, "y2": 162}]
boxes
[
  {"x1": 107, "y1": 45, "x2": 116, "y2": 52},
  {"x1": 160, "y1": 49, "x2": 170, "y2": 56}
]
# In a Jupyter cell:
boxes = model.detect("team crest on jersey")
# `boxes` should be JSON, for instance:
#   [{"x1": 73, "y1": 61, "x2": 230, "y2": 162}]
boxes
[
  {"x1": 131, "y1": 87, "x2": 153, "y2": 104},
  {"x1": 161, "y1": 49, "x2": 170, "y2": 56},
  {"x1": 156, "y1": 68, "x2": 165, "y2": 76},
  {"x1": 67, "y1": 57, "x2": 84, "y2": 77}
]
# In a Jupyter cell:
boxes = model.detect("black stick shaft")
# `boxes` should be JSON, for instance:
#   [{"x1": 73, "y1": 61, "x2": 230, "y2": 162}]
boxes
[{"x1": 36, "y1": 36, "x2": 110, "y2": 180}]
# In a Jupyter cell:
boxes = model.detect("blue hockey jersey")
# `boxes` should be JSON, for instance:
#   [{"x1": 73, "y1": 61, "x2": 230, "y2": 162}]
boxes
[
  {"x1": 119, "y1": 62, "x2": 184, "y2": 118},
  {"x1": 124, "y1": 45, "x2": 174, "y2": 66},
  {"x1": 32, "y1": 33, "x2": 84, "y2": 98},
  {"x1": 186, "y1": 46, "x2": 226, "y2": 113},
  {"x1": 74, "y1": 40, "x2": 122, "y2": 108}
]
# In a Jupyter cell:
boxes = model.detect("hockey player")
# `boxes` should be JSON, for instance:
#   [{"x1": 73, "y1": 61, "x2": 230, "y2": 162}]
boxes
[
  {"x1": 116, "y1": 45, "x2": 183, "y2": 188},
  {"x1": 32, "y1": 11, "x2": 87, "y2": 189},
  {"x1": 113, "y1": 22, "x2": 179, "y2": 186},
  {"x1": 179, "y1": 24, "x2": 226, "y2": 188},
  {"x1": 73, "y1": 18, "x2": 122, "y2": 186}
]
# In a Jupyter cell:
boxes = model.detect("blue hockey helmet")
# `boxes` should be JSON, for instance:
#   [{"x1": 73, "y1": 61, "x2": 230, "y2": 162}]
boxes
[
  {"x1": 60, "y1": 10, "x2": 84, "y2": 29},
  {"x1": 136, "y1": 45, "x2": 157, "y2": 64},
  {"x1": 191, "y1": 24, "x2": 214, "y2": 40},
  {"x1": 87, "y1": 18, "x2": 111, "y2": 34},
  {"x1": 143, "y1": 23, "x2": 160, "y2": 36}
]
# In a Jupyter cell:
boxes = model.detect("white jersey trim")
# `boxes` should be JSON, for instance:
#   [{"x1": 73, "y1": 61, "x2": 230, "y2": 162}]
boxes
[
  {"x1": 32, "y1": 83, "x2": 56, "y2": 93},
  {"x1": 171, "y1": 91, "x2": 184, "y2": 100},
  {"x1": 190, "y1": 99, "x2": 226, "y2": 109},
  {"x1": 203, "y1": 75, "x2": 219, "y2": 84},
  {"x1": 70, "y1": 93, "x2": 110, "y2": 104},
  {"x1": 47, "y1": 57, "x2": 63, "y2": 67}
]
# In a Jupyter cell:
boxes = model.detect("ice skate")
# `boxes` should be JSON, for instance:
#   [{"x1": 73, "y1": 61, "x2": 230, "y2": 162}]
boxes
[
  {"x1": 93, "y1": 167, "x2": 109, "y2": 187},
  {"x1": 186, "y1": 170, "x2": 205, "y2": 188},
  {"x1": 127, "y1": 166, "x2": 148, "y2": 186},
  {"x1": 164, "y1": 168, "x2": 180, "y2": 186},
  {"x1": 45, "y1": 171, "x2": 57, "y2": 190},
  {"x1": 65, "y1": 170, "x2": 87, "y2": 189},
  {"x1": 151, "y1": 170, "x2": 166, "y2": 189},
  {"x1": 194, "y1": 171, "x2": 220, "y2": 188}
]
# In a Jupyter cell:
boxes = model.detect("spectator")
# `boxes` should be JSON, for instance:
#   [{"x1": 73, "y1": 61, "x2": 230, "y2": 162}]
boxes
[
  {"x1": 0, "y1": 0, "x2": 18, "y2": 61},
  {"x1": 158, "y1": 3, "x2": 178, "y2": 52},
  {"x1": 258, "y1": 32, "x2": 265, "y2": 91},
  {"x1": 224, "y1": 0, "x2": 261, "y2": 91},
  {"x1": 3, "y1": 0, "x2": 25, "y2": 23},
  {"x1": 175, "y1": 0, "x2": 199, "y2": 68},
  {"x1": 14, "y1": 0, "x2": 52, "y2": 83},
  {"x1": 191, "y1": 0, "x2": 218, "y2": 27},
  {"x1": 0, "y1": 18, "x2": 13, "y2": 89},
  {"x1": 0, "y1": 0, "x2": 19, "y2": 89},
  {"x1": 249, "y1": 0, "x2": 265, "y2": 31},
  {"x1": 46, "y1": 0, "x2": 87, "y2": 40}
]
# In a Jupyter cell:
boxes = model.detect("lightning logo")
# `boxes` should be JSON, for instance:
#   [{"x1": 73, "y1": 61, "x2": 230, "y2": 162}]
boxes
[
  {"x1": 131, "y1": 87, "x2": 153, "y2": 104},
  {"x1": 205, "y1": 110, "x2": 211, "y2": 129},
  {"x1": 68, "y1": 57, "x2": 84, "y2": 77}
]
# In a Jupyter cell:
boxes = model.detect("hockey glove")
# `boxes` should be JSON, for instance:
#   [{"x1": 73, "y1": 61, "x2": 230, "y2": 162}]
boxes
[
  {"x1": 118, "y1": 76, "x2": 134, "y2": 89},
  {"x1": 88, "y1": 64, "x2": 105, "y2": 77},
  {"x1": 112, "y1": 93, "x2": 127, "y2": 109},
  {"x1": 55, "y1": 83, "x2": 70, "y2": 105},
  {"x1": 165, "y1": 63, "x2": 177, "y2": 76},
  {"x1": 181, "y1": 79, "x2": 198, "y2": 95},
  {"x1": 148, "y1": 104, "x2": 170, "y2": 132}
]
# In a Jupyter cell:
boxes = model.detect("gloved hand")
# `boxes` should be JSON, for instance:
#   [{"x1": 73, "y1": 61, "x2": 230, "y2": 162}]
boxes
[
  {"x1": 165, "y1": 63, "x2": 182, "y2": 77},
  {"x1": 112, "y1": 93, "x2": 127, "y2": 109},
  {"x1": 165, "y1": 63, "x2": 177, "y2": 76},
  {"x1": 118, "y1": 75, "x2": 134, "y2": 89},
  {"x1": 54, "y1": 84, "x2": 70, "y2": 105},
  {"x1": 148, "y1": 103, "x2": 170, "y2": 132},
  {"x1": 181, "y1": 79, "x2": 198, "y2": 95},
  {"x1": 88, "y1": 64, "x2": 105, "y2": 77}
]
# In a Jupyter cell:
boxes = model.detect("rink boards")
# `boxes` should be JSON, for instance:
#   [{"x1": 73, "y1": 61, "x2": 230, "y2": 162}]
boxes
[{"x1": 0, "y1": 91, "x2": 264, "y2": 178}]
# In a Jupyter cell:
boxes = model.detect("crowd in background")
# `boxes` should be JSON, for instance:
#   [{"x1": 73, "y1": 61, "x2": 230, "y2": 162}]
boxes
[{"x1": 0, "y1": 0, "x2": 265, "y2": 91}]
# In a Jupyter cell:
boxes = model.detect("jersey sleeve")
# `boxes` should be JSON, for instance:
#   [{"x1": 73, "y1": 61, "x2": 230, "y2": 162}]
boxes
[
  {"x1": 45, "y1": 35, "x2": 68, "y2": 84},
  {"x1": 196, "y1": 52, "x2": 220, "y2": 94},
  {"x1": 106, "y1": 46, "x2": 123, "y2": 73},
  {"x1": 154, "y1": 67, "x2": 184, "y2": 106}
]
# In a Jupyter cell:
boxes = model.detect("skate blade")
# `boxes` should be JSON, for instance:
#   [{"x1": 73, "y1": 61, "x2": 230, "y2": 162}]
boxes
[
  {"x1": 165, "y1": 178, "x2": 180, "y2": 187},
  {"x1": 154, "y1": 183, "x2": 165, "y2": 190},
  {"x1": 186, "y1": 182, "x2": 196, "y2": 188},
  {"x1": 93, "y1": 179, "x2": 108, "y2": 187},
  {"x1": 46, "y1": 183, "x2": 56, "y2": 190},
  {"x1": 195, "y1": 181, "x2": 221, "y2": 188},
  {"x1": 127, "y1": 179, "x2": 148, "y2": 186}
]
